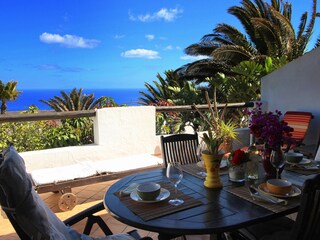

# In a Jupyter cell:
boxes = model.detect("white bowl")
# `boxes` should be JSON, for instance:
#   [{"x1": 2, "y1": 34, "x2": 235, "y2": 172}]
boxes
[
  {"x1": 266, "y1": 179, "x2": 292, "y2": 195},
  {"x1": 136, "y1": 182, "x2": 161, "y2": 201},
  {"x1": 285, "y1": 152, "x2": 303, "y2": 163}
]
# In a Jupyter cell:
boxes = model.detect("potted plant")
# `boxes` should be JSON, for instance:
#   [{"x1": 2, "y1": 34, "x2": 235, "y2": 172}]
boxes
[
  {"x1": 248, "y1": 102, "x2": 293, "y2": 178},
  {"x1": 193, "y1": 89, "x2": 238, "y2": 188},
  {"x1": 220, "y1": 120, "x2": 239, "y2": 154}
]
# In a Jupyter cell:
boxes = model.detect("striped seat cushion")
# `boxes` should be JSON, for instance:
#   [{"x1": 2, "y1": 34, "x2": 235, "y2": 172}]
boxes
[{"x1": 283, "y1": 111, "x2": 313, "y2": 143}]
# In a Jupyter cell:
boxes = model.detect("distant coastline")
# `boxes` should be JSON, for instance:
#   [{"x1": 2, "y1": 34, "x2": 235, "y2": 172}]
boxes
[{"x1": 7, "y1": 88, "x2": 147, "y2": 111}]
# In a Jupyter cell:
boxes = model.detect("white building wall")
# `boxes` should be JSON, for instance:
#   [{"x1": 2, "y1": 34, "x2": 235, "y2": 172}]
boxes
[{"x1": 261, "y1": 47, "x2": 320, "y2": 145}]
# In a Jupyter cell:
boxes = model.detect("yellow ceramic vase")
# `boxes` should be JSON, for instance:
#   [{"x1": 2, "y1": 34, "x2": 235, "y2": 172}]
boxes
[{"x1": 202, "y1": 152, "x2": 223, "y2": 189}]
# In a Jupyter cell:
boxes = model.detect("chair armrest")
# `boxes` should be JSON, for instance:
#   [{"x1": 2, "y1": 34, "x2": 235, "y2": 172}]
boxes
[
  {"x1": 64, "y1": 201, "x2": 113, "y2": 235},
  {"x1": 63, "y1": 201, "x2": 152, "y2": 240},
  {"x1": 64, "y1": 201, "x2": 104, "y2": 225}
]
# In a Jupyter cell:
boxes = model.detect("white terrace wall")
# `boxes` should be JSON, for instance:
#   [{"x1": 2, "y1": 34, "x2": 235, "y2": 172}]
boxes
[
  {"x1": 261, "y1": 47, "x2": 320, "y2": 146},
  {"x1": 93, "y1": 106, "x2": 158, "y2": 155}
]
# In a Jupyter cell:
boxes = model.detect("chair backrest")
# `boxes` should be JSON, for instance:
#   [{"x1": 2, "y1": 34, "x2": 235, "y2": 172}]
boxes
[
  {"x1": 283, "y1": 111, "x2": 313, "y2": 145},
  {"x1": 290, "y1": 174, "x2": 320, "y2": 240},
  {"x1": 160, "y1": 133, "x2": 199, "y2": 167},
  {"x1": 0, "y1": 146, "x2": 78, "y2": 240}
]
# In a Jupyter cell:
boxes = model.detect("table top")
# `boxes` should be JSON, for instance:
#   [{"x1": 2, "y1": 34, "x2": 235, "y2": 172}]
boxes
[{"x1": 104, "y1": 167, "x2": 314, "y2": 237}]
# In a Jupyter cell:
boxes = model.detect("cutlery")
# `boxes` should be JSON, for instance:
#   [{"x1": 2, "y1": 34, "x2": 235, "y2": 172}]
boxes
[
  {"x1": 290, "y1": 163, "x2": 320, "y2": 170},
  {"x1": 248, "y1": 185, "x2": 287, "y2": 205},
  {"x1": 119, "y1": 183, "x2": 140, "y2": 196}
]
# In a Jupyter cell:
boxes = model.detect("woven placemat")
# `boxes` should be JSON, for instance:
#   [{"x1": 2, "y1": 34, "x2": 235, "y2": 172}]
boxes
[
  {"x1": 226, "y1": 185, "x2": 301, "y2": 213},
  {"x1": 285, "y1": 164, "x2": 320, "y2": 175},
  {"x1": 115, "y1": 182, "x2": 203, "y2": 221},
  {"x1": 182, "y1": 164, "x2": 228, "y2": 179}
]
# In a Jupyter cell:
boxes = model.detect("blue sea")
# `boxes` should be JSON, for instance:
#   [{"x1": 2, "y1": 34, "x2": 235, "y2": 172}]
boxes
[{"x1": 7, "y1": 88, "x2": 147, "y2": 111}]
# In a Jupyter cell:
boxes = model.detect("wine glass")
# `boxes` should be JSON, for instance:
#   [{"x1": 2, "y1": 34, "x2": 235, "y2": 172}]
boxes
[
  {"x1": 270, "y1": 149, "x2": 285, "y2": 179},
  {"x1": 166, "y1": 162, "x2": 184, "y2": 206},
  {"x1": 196, "y1": 142, "x2": 206, "y2": 177}
]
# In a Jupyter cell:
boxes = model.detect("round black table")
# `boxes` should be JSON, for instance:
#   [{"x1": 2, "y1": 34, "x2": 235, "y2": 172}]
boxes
[{"x1": 104, "y1": 168, "x2": 300, "y2": 240}]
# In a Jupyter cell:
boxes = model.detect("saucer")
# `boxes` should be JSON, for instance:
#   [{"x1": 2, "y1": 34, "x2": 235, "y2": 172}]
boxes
[
  {"x1": 286, "y1": 158, "x2": 311, "y2": 165},
  {"x1": 196, "y1": 161, "x2": 204, "y2": 168},
  {"x1": 258, "y1": 183, "x2": 301, "y2": 198},
  {"x1": 130, "y1": 188, "x2": 170, "y2": 203}
]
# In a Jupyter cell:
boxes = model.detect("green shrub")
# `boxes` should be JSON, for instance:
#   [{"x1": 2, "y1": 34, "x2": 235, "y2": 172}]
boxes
[
  {"x1": 0, "y1": 121, "x2": 49, "y2": 152},
  {"x1": 44, "y1": 118, "x2": 93, "y2": 148},
  {"x1": 0, "y1": 117, "x2": 94, "y2": 151}
]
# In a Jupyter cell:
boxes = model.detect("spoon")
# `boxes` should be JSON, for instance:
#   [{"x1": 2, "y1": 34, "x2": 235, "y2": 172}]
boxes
[{"x1": 248, "y1": 185, "x2": 287, "y2": 205}]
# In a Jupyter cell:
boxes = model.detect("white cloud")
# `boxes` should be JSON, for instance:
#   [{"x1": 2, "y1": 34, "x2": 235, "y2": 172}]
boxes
[
  {"x1": 37, "y1": 64, "x2": 94, "y2": 72},
  {"x1": 180, "y1": 55, "x2": 210, "y2": 61},
  {"x1": 164, "y1": 45, "x2": 173, "y2": 50},
  {"x1": 163, "y1": 45, "x2": 181, "y2": 50},
  {"x1": 121, "y1": 49, "x2": 160, "y2": 59},
  {"x1": 38, "y1": 64, "x2": 59, "y2": 70},
  {"x1": 129, "y1": 7, "x2": 183, "y2": 22},
  {"x1": 145, "y1": 34, "x2": 155, "y2": 41},
  {"x1": 114, "y1": 34, "x2": 125, "y2": 39},
  {"x1": 39, "y1": 32, "x2": 100, "y2": 48}
]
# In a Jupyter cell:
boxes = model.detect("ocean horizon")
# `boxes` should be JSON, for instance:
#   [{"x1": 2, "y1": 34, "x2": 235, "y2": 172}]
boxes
[{"x1": 6, "y1": 88, "x2": 147, "y2": 111}]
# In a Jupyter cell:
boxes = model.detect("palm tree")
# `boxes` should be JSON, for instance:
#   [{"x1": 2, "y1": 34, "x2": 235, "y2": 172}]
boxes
[
  {"x1": 139, "y1": 70, "x2": 186, "y2": 105},
  {"x1": 40, "y1": 88, "x2": 106, "y2": 111},
  {"x1": 179, "y1": 0, "x2": 319, "y2": 81},
  {"x1": 0, "y1": 80, "x2": 21, "y2": 114}
]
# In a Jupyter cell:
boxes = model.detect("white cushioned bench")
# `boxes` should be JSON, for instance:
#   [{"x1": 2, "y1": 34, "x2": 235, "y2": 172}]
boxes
[
  {"x1": 29, "y1": 154, "x2": 162, "y2": 211},
  {"x1": 29, "y1": 153, "x2": 163, "y2": 193}
]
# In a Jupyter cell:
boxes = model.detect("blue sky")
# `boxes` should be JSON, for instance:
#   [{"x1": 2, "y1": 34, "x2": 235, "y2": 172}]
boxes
[{"x1": 0, "y1": 0, "x2": 319, "y2": 90}]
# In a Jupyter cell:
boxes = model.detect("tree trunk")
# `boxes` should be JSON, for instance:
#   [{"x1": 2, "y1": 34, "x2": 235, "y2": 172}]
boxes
[{"x1": 1, "y1": 102, "x2": 7, "y2": 114}]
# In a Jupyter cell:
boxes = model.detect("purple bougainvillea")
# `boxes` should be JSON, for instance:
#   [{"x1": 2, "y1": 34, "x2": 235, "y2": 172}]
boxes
[{"x1": 248, "y1": 102, "x2": 294, "y2": 150}]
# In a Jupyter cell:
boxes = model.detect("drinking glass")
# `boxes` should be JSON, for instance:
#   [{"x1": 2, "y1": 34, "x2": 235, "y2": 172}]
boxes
[
  {"x1": 196, "y1": 142, "x2": 206, "y2": 177},
  {"x1": 166, "y1": 162, "x2": 184, "y2": 206},
  {"x1": 270, "y1": 148, "x2": 285, "y2": 179}
]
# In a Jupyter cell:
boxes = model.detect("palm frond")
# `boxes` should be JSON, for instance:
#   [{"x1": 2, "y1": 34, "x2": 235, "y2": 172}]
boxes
[{"x1": 212, "y1": 45, "x2": 254, "y2": 62}]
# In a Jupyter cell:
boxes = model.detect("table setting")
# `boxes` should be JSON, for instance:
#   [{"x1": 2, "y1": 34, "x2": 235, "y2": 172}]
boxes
[
  {"x1": 113, "y1": 162, "x2": 203, "y2": 222},
  {"x1": 284, "y1": 153, "x2": 320, "y2": 174},
  {"x1": 226, "y1": 174, "x2": 302, "y2": 212}
]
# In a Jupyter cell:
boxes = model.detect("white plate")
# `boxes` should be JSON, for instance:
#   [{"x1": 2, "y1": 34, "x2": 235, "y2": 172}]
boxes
[
  {"x1": 196, "y1": 160, "x2": 227, "y2": 169},
  {"x1": 196, "y1": 161, "x2": 204, "y2": 168},
  {"x1": 220, "y1": 159, "x2": 228, "y2": 168},
  {"x1": 286, "y1": 158, "x2": 311, "y2": 165},
  {"x1": 258, "y1": 183, "x2": 301, "y2": 198},
  {"x1": 130, "y1": 188, "x2": 170, "y2": 203}
]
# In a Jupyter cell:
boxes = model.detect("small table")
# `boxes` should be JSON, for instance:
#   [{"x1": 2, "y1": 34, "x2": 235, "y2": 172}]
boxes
[{"x1": 104, "y1": 167, "x2": 311, "y2": 240}]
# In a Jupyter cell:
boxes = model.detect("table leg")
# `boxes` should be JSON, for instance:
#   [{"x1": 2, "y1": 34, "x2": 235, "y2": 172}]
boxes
[
  {"x1": 210, "y1": 233, "x2": 224, "y2": 240},
  {"x1": 210, "y1": 232, "x2": 234, "y2": 240}
]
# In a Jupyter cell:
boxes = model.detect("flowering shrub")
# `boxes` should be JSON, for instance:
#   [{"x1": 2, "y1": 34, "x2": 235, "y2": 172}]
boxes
[
  {"x1": 228, "y1": 149, "x2": 250, "y2": 166},
  {"x1": 248, "y1": 102, "x2": 293, "y2": 150}
]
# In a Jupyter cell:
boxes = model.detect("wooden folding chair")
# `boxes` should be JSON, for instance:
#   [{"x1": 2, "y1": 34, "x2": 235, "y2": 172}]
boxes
[
  {"x1": 160, "y1": 133, "x2": 199, "y2": 168},
  {"x1": 283, "y1": 111, "x2": 313, "y2": 147}
]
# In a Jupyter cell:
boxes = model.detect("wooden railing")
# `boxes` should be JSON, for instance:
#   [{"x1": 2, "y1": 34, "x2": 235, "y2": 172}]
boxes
[
  {"x1": 0, "y1": 110, "x2": 96, "y2": 123},
  {"x1": 0, "y1": 102, "x2": 254, "y2": 123},
  {"x1": 155, "y1": 102, "x2": 254, "y2": 112}
]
